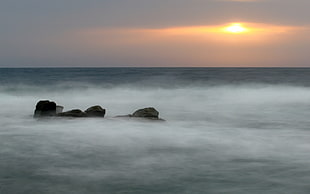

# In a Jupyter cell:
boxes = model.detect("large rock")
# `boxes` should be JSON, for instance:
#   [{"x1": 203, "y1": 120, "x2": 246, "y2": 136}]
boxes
[
  {"x1": 57, "y1": 109, "x2": 87, "y2": 117},
  {"x1": 85, "y1": 105, "x2": 105, "y2": 117},
  {"x1": 34, "y1": 100, "x2": 57, "y2": 117},
  {"x1": 132, "y1": 107, "x2": 159, "y2": 119}
]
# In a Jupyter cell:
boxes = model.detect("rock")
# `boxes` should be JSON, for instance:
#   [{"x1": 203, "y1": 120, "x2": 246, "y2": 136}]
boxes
[
  {"x1": 56, "y1": 105, "x2": 64, "y2": 114},
  {"x1": 132, "y1": 107, "x2": 160, "y2": 119},
  {"x1": 57, "y1": 109, "x2": 87, "y2": 117},
  {"x1": 115, "y1": 107, "x2": 163, "y2": 120},
  {"x1": 85, "y1": 105, "x2": 105, "y2": 117},
  {"x1": 115, "y1": 114, "x2": 132, "y2": 118},
  {"x1": 34, "y1": 100, "x2": 57, "y2": 117}
]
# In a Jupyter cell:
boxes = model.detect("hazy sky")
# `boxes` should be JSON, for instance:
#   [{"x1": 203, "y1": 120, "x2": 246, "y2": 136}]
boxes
[{"x1": 1, "y1": 0, "x2": 310, "y2": 67}]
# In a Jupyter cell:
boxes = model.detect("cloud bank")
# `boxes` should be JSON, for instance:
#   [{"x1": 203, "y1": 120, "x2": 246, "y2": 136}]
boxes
[{"x1": 0, "y1": 0, "x2": 310, "y2": 67}]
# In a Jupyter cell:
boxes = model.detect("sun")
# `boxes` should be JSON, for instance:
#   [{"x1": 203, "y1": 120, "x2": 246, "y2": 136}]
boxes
[{"x1": 224, "y1": 23, "x2": 248, "y2": 34}]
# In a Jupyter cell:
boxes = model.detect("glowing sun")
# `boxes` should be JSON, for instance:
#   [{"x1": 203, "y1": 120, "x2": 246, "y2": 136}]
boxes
[{"x1": 224, "y1": 23, "x2": 248, "y2": 34}]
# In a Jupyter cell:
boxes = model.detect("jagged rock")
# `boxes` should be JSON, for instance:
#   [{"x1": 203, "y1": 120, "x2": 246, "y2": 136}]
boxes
[
  {"x1": 132, "y1": 107, "x2": 159, "y2": 118},
  {"x1": 34, "y1": 100, "x2": 57, "y2": 117},
  {"x1": 85, "y1": 105, "x2": 105, "y2": 117},
  {"x1": 57, "y1": 109, "x2": 87, "y2": 117}
]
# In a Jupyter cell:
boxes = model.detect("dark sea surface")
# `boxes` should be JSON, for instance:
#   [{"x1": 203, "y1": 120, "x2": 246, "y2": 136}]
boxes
[{"x1": 1, "y1": 68, "x2": 310, "y2": 194}]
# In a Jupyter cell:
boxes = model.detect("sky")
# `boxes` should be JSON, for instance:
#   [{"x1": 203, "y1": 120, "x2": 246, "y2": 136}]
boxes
[{"x1": 1, "y1": 0, "x2": 310, "y2": 67}]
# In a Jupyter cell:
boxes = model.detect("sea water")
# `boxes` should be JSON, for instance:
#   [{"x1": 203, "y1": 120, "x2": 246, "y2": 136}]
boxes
[{"x1": 0, "y1": 68, "x2": 310, "y2": 194}]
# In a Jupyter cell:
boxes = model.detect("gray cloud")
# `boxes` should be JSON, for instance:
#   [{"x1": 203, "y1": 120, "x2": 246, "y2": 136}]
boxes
[{"x1": 0, "y1": 0, "x2": 310, "y2": 67}]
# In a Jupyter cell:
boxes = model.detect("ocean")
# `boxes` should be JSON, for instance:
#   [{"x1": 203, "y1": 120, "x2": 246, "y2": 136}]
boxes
[{"x1": 1, "y1": 68, "x2": 310, "y2": 194}]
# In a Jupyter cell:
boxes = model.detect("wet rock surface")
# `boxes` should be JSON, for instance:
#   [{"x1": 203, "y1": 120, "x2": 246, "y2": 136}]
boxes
[
  {"x1": 116, "y1": 107, "x2": 164, "y2": 121},
  {"x1": 85, "y1": 105, "x2": 106, "y2": 117},
  {"x1": 57, "y1": 109, "x2": 88, "y2": 117},
  {"x1": 132, "y1": 107, "x2": 159, "y2": 119}
]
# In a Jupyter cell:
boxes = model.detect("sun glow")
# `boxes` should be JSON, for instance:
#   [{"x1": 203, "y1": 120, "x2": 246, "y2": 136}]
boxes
[{"x1": 224, "y1": 23, "x2": 249, "y2": 34}]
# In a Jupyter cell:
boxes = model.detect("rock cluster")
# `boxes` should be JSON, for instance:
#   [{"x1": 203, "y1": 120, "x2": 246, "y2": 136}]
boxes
[
  {"x1": 33, "y1": 100, "x2": 163, "y2": 121},
  {"x1": 34, "y1": 100, "x2": 106, "y2": 118}
]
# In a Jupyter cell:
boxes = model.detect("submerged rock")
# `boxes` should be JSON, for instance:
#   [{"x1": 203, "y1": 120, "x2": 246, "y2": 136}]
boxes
[
  {"x1": 132, "y1": 107, "x2": 159, "y2": 119},
  {"x1": 57, "y1": 109, "x2": 87, "y2": 117},
  {"x1": 34, "y1": 100, "x2": 57, "y2": 117},
  {"x1": 85, "y1": 105, "x2": 106, "y2": 117},
  {"x1": 115, "y1": 114, "x2": 132, "y2": 118}
]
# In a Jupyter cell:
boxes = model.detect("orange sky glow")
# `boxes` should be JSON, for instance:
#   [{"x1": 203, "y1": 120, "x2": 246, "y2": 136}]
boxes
[
  {"x1": 2, "y1": 0, "x2": 310, "y2": 67},
  {"x1": 52, "y1": 22, "x2": 309, "y2": 67},
  {"x1": 72, "y1": 22, "x2": 303, "y2": 47},
  {"x1": 144, "y1": 22, "x2": 301, "y2": 38}
]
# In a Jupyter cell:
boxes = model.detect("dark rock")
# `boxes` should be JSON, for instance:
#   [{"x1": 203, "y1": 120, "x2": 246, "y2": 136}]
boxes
[
  {"x1": 115, "y1": 113, "x2": 165, "y2": 121},
  {"x1": 57, "y1": 109, "x2": 87, "y2": 117},
  {"x1": 34, "y1": 100, "x2": 57, "y2": 117},
  {"x1": 115, "y1": 114, "x2": 132, "y2": 118},
  {"x1": 115, "y1": 107, "x2": 163, "y2": 120},
  {"x1": 132, "y1": 107, "x2": 159, "y2": 119},
  {"x1": 85, "y1": 105, "x2": 105, "y2": 117}
]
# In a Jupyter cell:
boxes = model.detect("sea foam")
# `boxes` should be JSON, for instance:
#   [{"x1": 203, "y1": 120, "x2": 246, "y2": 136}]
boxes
[{"x1": 1, "y1": 76, "x2": 310, "y2": 193}]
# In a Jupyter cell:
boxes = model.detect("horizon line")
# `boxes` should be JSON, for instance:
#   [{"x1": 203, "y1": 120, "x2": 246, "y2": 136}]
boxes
[{"x1": 0, "y1": 66, "x2": 310, "y2": 69}]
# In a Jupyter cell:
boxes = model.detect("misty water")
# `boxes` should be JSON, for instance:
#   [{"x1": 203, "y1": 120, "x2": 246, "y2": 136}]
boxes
[{"x1": 1, "y1": 68, "x2": 310, "y2": 194}]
